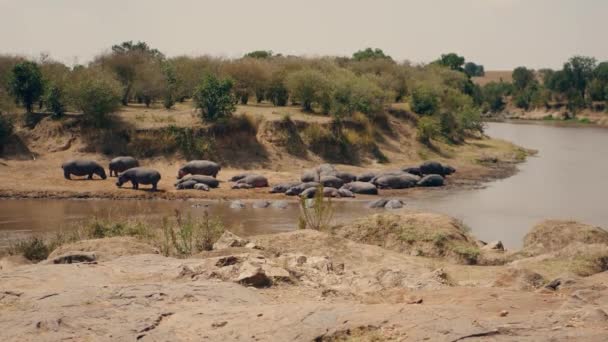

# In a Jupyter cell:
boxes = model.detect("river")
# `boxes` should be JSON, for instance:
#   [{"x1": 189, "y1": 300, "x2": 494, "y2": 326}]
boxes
[{"x1": 1, "y1": 121, "x2": 607, "y2": 248}]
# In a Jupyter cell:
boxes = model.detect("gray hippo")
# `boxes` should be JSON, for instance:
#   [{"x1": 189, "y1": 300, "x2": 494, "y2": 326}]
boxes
[
  {"x1": 301, "y1": 170, "x2": 319, "y2": 183},
  {"x1": 62, "y1": 159, "x2": 107, "y2": 180},
  {"x1": 229, "y1": 173, "x2": 251, "y2": 182},
  {"x1": 232, "y1": 183, "x2": 253, "y2": 189},
  {"x1": 335, "y1": 171, "x2": 356, "y2": 184},
  {"x1": 402, "y1": 166, "x2": 422, "y2": 177},
  {"x1": 177, "y1": 160, "x2": 221, "y2": 179},
  {"x1": 443, "y1": 165, "x2": 456, "y2": 176},
  {"x1": 373, "y1": 174, "x2": 420, "y2": 189},
  {"x1": 194, "y1": 183, "x2": 210, "y2": 191},
  {"x1": 236, "y1": 174, "x2": 269, "y2": 188},
  {"x1": 175, "y1": 175, "x2": 220, "y2": 188},
  {"x1": 300, "y1": 186, "x2": 340, "y2": 199},
  {"x1": 417, "y1": 174, "x2": 445, "y2": 187},
  {"x1": 285, "y1": 182, "x2": 320, "y2": 196},
  {"x1": 337, "y1": 188, "x2": 355, "y2": 198},
  {"x1": 356, "y1": 172, "x2": 377, "y2": 182},
  {"x1": 108, "y1": 156, "x2": 139, "y2": 177},
  {"x1": 341, "y1": 181, "x2": 378, "y2": 195},
  {"x1": 384, "y1": 199, "x2": 404, "y2": 209},
  {"x1": 116, "y1": 167, "x2": 161, "y2": 191},
  {"x1": 269, "y1": 182, "x2": 300, "y2": 194},
  {"x1": 320, "y1": 175, "x2": 344, "y2": 189},
  {"x1": 419, "y1": 161, "x2": 455, "y2": 176},
  {"x1": 368, "y1": 198, "x2": 389, "y2": 208},
  {"x1": 176, "y1": 179, "x2": 198, "y2": 190},
  {"x1": 316, "y1": 164, "x2": 337, "y2": 176}
]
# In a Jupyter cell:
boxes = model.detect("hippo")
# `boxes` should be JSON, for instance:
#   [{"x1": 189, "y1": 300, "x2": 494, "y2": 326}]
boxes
[
  {"x1": 300, "y1": 186, "x2": 339, "y2": 199},
  {"x1": 116, "y1": 167, "x2": 161, "y2": 191},
  {"x1": 384, "y1": 199, "x2": 404, "y2": 209},
  {"x1": 316, "y1": 164, "x2": 337, "y2": 176},
  {"x1": 356, "y1": 172, "x2": 377, "y2": 182},
  {"x1": 402, "y1": 167, "x2": 422, "y2": 177},
  {"x1": 367, "y1": 198, "x2": 389, "y2": 208},
  {"x1": 370, "y1": 171, "x2": 408, "y2": 183},
  {"x1": 177, "y1": 160, "x2": 221, "y2": 179},
  {"x1": 269, "y1": 182, "x2": 301, "y2": 194},
  {"x1": 285, "y1": 182, "x2": 320, "y2": 196},
  {"x1": 232, "y1": 183, "x2": 253, "y2": 189},
  {"x1": 443, "y1": 165, "x2": 456, "y2": 176},
  {"x1": 335, "y1": 171, "x2": 356, "y2": 184},
  {"x1": 176, "y1": 179, "x2": 198, "y2": 189},
  {"x1": 337, "y1": 188, "x2": 355, "y2": 198},
  {"x1": 62, "y1": 159, "x2": 107, "y2": 180},
  {"x1": 340, "y1": 181, "x2": 378, "y2": 195},
  {"x1": 320, "y1": 175, "x2": 344, "y2": 189},
  {"x1": 236, "y1": 174, "x2": 269, "y2": 188},
  {"x1": 194, "y1": 183, "x2": 210, "y2": 191},
  {"x1": 108, "y1": 156, "x2": 139, "y2": 177},
  {"x1": 228, "y1": 173, "x2": 251, "y2": 182},
  {"x1": 175, "y1": 175, "x2": 220, "y2": 188},
  {"x1": 417, "y1": 174, "x2": 445, "y2": 187},
  {"x1": 301, "y1": 170, "x2": 319, "y2": 183},
  {"x1": 373, "y1": 174, "x2": 420, "y2": 189},
  {"x1": 419, "y1": 161, "x2": 455, "y2": 176}
]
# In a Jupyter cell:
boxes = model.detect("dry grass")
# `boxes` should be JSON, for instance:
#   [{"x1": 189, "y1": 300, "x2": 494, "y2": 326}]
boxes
[{"x1": 472, "y1": 71, "x2": 513, "y2": 86}]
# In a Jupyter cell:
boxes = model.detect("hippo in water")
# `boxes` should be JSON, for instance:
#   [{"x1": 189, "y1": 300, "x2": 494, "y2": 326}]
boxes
[
  {"x1": 177, "y1": 160, "x2": 221, "y2": 179},
  {"x1": 116, "y1": 167, "x2": 161, "y2": 191},
  {"x1": 62, "y1": 159, "x2": 107, "y2": 180},
  {"x1": 175, "y1": 175, "x2": 219, "y2": 188},
  {"x1": 236, "y1": 174, "x2": 269, "y2": 188},
  {"x1": 108, "y1": 156, "x2": 139, "y2": 177}
]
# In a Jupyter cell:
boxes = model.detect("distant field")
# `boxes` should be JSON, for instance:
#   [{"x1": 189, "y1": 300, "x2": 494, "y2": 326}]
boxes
[{"x1": 472, "y1": 71, "x2": 513, "y2": 86}]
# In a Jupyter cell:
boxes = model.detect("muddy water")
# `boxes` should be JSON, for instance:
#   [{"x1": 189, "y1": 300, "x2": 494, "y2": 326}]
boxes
[{"x1": 1, "y1": 122, "x2": 607, "y2": 248}]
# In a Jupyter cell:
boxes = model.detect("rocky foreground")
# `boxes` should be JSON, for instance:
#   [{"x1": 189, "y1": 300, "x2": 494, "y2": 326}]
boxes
[{"x1": 1, "y1": 213, "x2": 608, "y2": 341}]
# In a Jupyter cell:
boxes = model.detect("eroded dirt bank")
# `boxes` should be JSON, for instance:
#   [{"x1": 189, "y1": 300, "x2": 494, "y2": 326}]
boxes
[{"x1": 1, "y1": 213, "x2": 607, "y2": 341}]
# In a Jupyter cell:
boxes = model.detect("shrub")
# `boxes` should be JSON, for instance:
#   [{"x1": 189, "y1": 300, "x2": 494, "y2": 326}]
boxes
[
  {"x1": 331, "y1": 73, "x2": 386, "y2": 118},
  {"x1": 286, "y1": 69, "x2": 330, "y2": 112},
  {"x1": 69, "y1": 68, "x2": 122, "y2": 127},
  {"x1": 9, "y1": 237, "x2": 50, "y2": 262},
  {"x1": 193, "y1": 74, "x2": 236, "y2": 122},
  {"x1": 267, "y1": 77, "x2": 289, "y2": 106},
  {"x1": 162, "y1": 211, "x2": 225, "y2": 257},
  {"x1": 298, "y1": 185, "x2": 334, "y2": 231},
  {"x1": 8, "y1": 61, "x2": 44, "y2": 113},
  {"x1": 0, "y1": 113, "x2": 14, "y2": 148},
  {"x1": 411, "y1": 86, "x2": 439, "y2": 115},
  {"x1": 417, "y1": 116, "x2": 440, "y2": 145},
  {"x1": 45, "y1": 84, "x2": 66, "y2": 119}
]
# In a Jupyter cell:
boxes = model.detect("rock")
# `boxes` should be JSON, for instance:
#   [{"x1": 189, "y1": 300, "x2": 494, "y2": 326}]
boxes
[
  {"x1": 213, "y1": 231, "x2": 249, "y2": 250},
  {"x1": 367, "y1": 198, "x2": 389, "y2": 208},
  {"x1": 229, "y1": 200, "x2": 246, "y2": 209},
  {"x1": 384, "y1": 199, "x2": 404, "y2": 209},
  {"x1": 544, "y1": 276, "x2": 578, "y2": 291},
  {"x1": 245, "y1": 242, "x2": 262, "y2": 250},
  {"x1": 482, "y1": 241, "x2": 504, "y2": 252},
  {"x1": 0, "y1": 255, "x2": 32, "y2": 271},
  {"x1": 270, "y1": 200, "x2": 289, "y2": 209},
  {"x1": 49, "y1": 251, "x2": 96, "y2": 264},
  {"x1": 252, "y1": 200, "x2": 270, "y2": 209},
  {"x1": 236, "y1": 263, "x2": 271, "y2": 288},
  {"x1": 47, "y1": 237, "x2": 159, "y2": 262},
  {"x1": 499, "y1": 310, "x2": 509, "y2": 317},
  {"x1": 194, "y1": 183, "x2": 210, "y2": 191},
  {"x1": 493, "y1": 268, "x2": 545, "y2": 291}
]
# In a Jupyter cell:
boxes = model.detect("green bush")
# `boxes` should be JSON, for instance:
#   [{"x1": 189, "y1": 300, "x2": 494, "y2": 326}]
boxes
[
  {"x1": 9, "y1": 237, "x2": 50, "y2": 262},
  {"x1": 69, "y1": 68, "x2": 122, "y2": 127},
  {"x1": 331, "y1": 73, "x2": 386, "y2": 118},
  {"x1": 193, "y1": 74, "x2": 236, "y2": 122},
  {"x1": 45, "y1": 84, "x2": 66, "y2": 119},
  {"x1": 417, "y1": 116, "x2": 440, "y2": 145},
  {"x1": 0, "y1": 114, "x2": 14, "y2": 148},
  {"x1": 161, "y1": 211, "x2": 225, "y2": 257},
  {"x1": 411, "y1": 86, "x2": 439, "y2": 115},
  {"x1": 286, "y1": 69, "x2": 330, "y2": 112},
  {"x1": 8, "y1": 61, "x2": 44, "y2": 113}
]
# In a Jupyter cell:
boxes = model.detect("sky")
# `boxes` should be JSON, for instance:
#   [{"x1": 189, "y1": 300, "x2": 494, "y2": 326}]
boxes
[{"x1": 0, "y1": 0, "x2": 606, "y2": 70}]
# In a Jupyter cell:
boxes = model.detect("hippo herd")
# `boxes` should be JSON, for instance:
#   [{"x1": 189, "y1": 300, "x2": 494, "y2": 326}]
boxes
[{"x1": 61, "y1": 156, "x2": 456, "y2": 196}]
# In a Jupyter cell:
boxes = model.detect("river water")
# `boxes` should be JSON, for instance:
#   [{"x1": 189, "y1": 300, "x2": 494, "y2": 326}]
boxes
[{"x1": 1, "y1": 122, "x2": 607, "y2": 248}]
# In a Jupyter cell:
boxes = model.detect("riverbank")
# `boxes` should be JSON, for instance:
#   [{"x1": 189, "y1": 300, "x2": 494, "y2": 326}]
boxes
[{"x1": 1, "y1": 212, "x2": 607, "y2": 341}]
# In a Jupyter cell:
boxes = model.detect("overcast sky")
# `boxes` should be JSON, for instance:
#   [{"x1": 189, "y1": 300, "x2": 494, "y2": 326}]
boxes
[{"x1": 0, "y1": 0, "x2": 606, "y2": 70}]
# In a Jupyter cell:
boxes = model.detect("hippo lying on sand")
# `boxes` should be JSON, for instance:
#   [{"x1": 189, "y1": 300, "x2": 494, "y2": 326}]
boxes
[
  {"x1": 320, "y1": 175, "x2": 344, "y2": 189},
  {"x1": 340, "y1": 181, "x2": 378, "y2": 195},
  {"x1": 300, "y1": 186, "x2": 340, "y2": 199},
  {"x1": 232, "y1": 183, "x2": 253, "y2": 189},
  {"x1": 285, "y1": 182, "x2": 320, "y2": 196},
  {"x1": 177, "y1": 160, "x2": 221, "y2": 179},
  {"x1": 356, "y1": 172, "x2": 377, "y2": 182},
  {"x1": 62, "y1": 160, "x2": 107, "y2": 180},
  {"x1": 373, "y1": 174, "x2": 419, "y2": 189},
  {"x1": 229, "y1": 173, "x2": 251, "y2": 182},
  {"x1": 420, "y1": 161, "x2": 456, "y2": 177},
  {"x1": 175, "y1": 175, "x2": 220, "y2": 188},
  {"x1": 270, "y1": 182, "x2": 301, "y2": 194},
  {"x1": 116, "y1": 167, "x2": 161, "y2": 191},
  {"x1": 236, "y1": 174, "x2": 269, "y2": 188},
  {"x1": 108, "y1": 156, "x2": 139, "y2": 177},
  {"x1": 417, "y1": 174, "x2": 445, "y2": 187},
  {"x1": 335, "y1": 171, "x2": 356, "y2": 184}
]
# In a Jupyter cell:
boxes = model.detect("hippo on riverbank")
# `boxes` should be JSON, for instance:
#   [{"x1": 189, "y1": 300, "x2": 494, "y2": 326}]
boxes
[
  {"x1": 108, "y1": 156, "x2": 139, "y2": 177},
  {"x1": 269, "y1": 182, "x2": 301, "y2": 194},
  {"x1": 175, "y1": 175, "x2": 220, "y2": 188},
  {"x1": 356, "y1": 172, "x2": 377, "y2": 182},
  {"x1": 402, "y1": 167, "x2": 422, "y2": 177},
  {"x1": 232, "y1": 183, "x2": 253, "y2": 189},
  {"x1": 177, "y1": 160, "x2": 221, "y2": 179},
  {"x1": 341, "y1": 181, "x2": 378, "y2": 195},
  {"x1": 320, "y1": 175, "x2": 344, "y2": 189},
  {"x1": 420, "y1": 161, "x2": 456, "y2": 177},
  {"x1": 228, "y1": 173, "x2": 251, "y2": 182},
  {"x1": 337, "y1": 188, "x2": 355, "y2": 198},
  {"x1": 373, "y1": 174, "x2": 420, "y2": 189},
  {"x1": 116, "y1": 167, "x2": 161, "y2": 191},
  {"x1": 335, "y1": 171, "x2": 356, "y2": 184},
  {"x1": 176, "y1": 180, "x2": 197, "y2": 189},
  {"x1": 285, "y1": 182, "x2": 320, "y2": 196},
  {"x1": 301, "y1": 170, "x2": 319, "y2": 183},
  {"x1": 62, "y1": 160, "x2": 107, "y2": 180},
  {"x1": 417, "y1": 174, "x2": 445, "y2": 187},
  {"x1": 194, "y1": 183, "x2": 210, "y2": 191},
  {"x1": 300, "y1": 186, "x2": 340, "y2": 199},
  {"x1": 236, "y1": 174, "x2": 269, "y2": 188}
]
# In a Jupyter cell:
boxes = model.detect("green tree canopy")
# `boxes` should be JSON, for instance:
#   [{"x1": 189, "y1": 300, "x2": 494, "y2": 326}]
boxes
[
  {"x1": 244, "y1": 50, "x2": 273, "y2": 59},
  {"x1": 352, "y1": 48, "x2": 392, "y2": 61},
  {"x1": 437, "y1": 53, "x2": 465, "y2": 71},
  {"x1": 512, "y1": 67, "x2": 536, "y2": 91},
  {"x1": 8, "y1": 61, "x2": 44, "y2": 113},
  {"x1": 464, "y1": 62, "x2": 485, "y2": 77},
  {"x1": 193, "y1": 74, "x2": 236, "y2": 122}
]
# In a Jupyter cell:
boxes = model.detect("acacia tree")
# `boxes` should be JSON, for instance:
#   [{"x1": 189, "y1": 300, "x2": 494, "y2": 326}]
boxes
[
  {"x1": 286, "y1": 69, "x2": 330, "y2": 112},
  {"x1": 437, "y1": 53, "x2": 465, "y2": 72},
  {"x1": 193, "y1": 74, "x2": 236, "y2": 122},
  {"x1": 8, "y1": 61, "x2": 44, "y2": 113},
  {"x1": 352, "y1": 48, "x2": 392, "y2": 61}
]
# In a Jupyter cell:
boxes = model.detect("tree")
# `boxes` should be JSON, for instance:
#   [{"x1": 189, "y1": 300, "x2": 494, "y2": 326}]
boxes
[
  {"x1": 437, "y1": 53, "x2": 465, "y2": 71},
  {"x1": 244, "y1": 50, "x2": 273, "y2": 59},
  {"x1": 481, "y1": 82, "x2": 511, "y2": 112},
  {"x1": 45, "y1": 84, "x2": 65, "y2": 119},
  {"x1": 417, "y1": 116, "x2": 440, "y2": 145},
  {"x1": 193, "y1": 74, "x2": 236, "y2": 122},
  {"x1": 266, "y1": 71, "x2": 289, "y2": 106},
  {"x1": 286, "y1": 69, "x2": 330, "y2": 112},
  {"x1": 352, "y1": 48, "x2": 392, "y2": 61},
  {"x1": 8, "y1": 61, "x2": 44, "y2": 113},
  {"x1": 0, "y1": 113, "x2": 13, "y2": 149},
  {"x1": 512, "y1": 67, "x2": 535, "y2": 91},
  {"x1": 563, "y1": 56, "x2": 596, "y2": 99},
  {"x1": 68, "y1": 68, "x2": 122, "y2": 127},
  {"x1": 411, "y1": 86, "x2": 439, "y2": 115},
  {"x1": 464, "y1": 62, "x2": 485, "y2": 77}
]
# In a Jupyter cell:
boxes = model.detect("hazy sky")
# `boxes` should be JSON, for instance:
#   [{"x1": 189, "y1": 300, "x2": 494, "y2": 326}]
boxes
[{"x1": 1, "y1": 0, "x2": 606, "y2": 70}]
